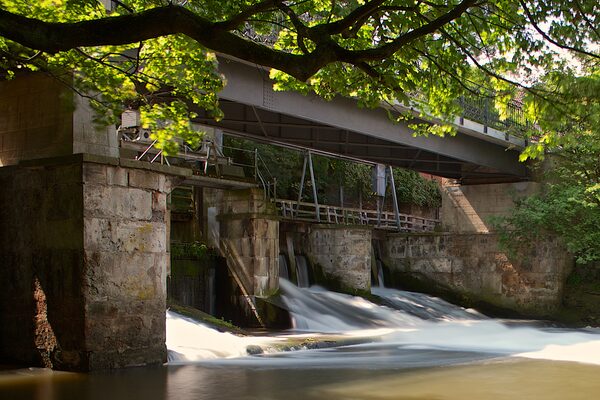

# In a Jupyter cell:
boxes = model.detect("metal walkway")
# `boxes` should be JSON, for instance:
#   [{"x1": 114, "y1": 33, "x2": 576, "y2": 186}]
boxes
[{"x1": 276, "y1": 199, "x2": 439, "y2": 232}]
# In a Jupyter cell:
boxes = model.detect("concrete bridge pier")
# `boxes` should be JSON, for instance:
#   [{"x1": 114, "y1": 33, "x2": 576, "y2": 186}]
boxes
[
  {"x1": 204, "y1": 188, "x2": 279, "y2": 325},
  {"x1": 0, "y1": 155, "x2": 178, "y2": 370}
]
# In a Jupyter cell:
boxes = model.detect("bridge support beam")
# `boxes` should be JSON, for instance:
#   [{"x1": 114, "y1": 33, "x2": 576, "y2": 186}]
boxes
[{"x1": 0, "y1": 155, "x2": 175, "y2": 370}]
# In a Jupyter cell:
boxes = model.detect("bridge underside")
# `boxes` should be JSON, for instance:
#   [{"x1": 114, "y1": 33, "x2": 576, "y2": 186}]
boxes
[{"x1": 192, "y1": 58, "x2": 530, "y2": 185}]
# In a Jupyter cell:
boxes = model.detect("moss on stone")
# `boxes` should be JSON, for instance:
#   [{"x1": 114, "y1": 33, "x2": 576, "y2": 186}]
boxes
[
  {"x1": 167, "y1": 301, "x2": 247, "y2": 335},
  {"x1": 309, "y1": 261, "x2": 376, "y2": 300}
]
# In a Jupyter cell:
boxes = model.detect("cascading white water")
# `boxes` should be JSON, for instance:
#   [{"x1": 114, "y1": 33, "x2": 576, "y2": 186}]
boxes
[
  {"x1": 371, "y1": 286, "x2": 485, "y2": 320},
  {"x1": 278, "y1": 254, "x2": 290, "y2": 281},
  {"x1": 166, "y1": 311, "x2": 278, "y2": 363},
  {"x1": 294, "y1": 255, "x2": 310, "y2": 288},
  {"x1": 376, "y1": 259, "x2": 385, "y2": 288},
  {"x1": 165, "y1": 279, "x2": 600, "y2": 367},
  {"x1": 276, "y1": 280, "x2": 600, "y2": 366}
]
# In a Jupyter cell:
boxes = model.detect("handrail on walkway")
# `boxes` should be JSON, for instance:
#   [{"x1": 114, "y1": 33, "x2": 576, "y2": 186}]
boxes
[{"x1": 275, "y1": 199, "x2": 439, "y2": 232}]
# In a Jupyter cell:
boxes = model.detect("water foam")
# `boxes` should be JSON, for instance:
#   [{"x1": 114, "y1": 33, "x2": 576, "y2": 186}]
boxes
[
  {"x1": 166, "y1": 311, "x2": 277, "y2": 363},
  {"x1": 166, "y1": 282, "x2": 600, "y2": 367}
]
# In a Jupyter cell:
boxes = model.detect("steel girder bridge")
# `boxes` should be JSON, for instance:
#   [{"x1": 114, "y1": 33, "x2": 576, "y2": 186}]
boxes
[{"x1": 191, "y1": 57, "x2": 529, "y2": 185}]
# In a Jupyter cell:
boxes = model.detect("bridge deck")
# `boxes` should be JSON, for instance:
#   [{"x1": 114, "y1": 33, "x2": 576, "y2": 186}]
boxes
[{"x1": 190, "y1": 57, "x2": 530, "y2": 184}]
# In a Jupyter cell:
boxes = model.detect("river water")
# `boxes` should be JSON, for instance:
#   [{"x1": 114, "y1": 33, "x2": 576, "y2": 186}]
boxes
[{"x1": 3, "y1": 280, "x2": 600, "y2": 400}]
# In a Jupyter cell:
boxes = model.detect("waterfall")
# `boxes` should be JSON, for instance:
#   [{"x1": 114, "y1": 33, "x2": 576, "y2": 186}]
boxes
[
  {"x1": 166, "y1": 311, "x2": 277, "y2": 363},
  {"x1": 166, "y1": 278, "x2": 600, "y2": 367},
  {"x1": 371, "y1": 286, "x2": 485, "y2": 321},
  {"x1": 278, "y1": 254, "x2": 290, "y2": 281},
  {"x1": 294, "y1": 255, "x2": 310, "y2": 288},
  {"x1": 279, "y1": 279, "x2": 420, "y2": 331},
  {"x1": 276, "y1": 280, "x2": 600, "y2": 365},
  {"x1": 376, "y1": 259, "x2": 385, "y2": 288}
]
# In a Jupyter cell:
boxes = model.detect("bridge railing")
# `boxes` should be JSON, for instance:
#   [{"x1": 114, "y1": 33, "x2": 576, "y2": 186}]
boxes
[
  {"x1": 275, "y1": 199, "x2": 439, "y2": 232},
  {"x1": 458, "y1": 96, "x2": 533, "y2": 136}
]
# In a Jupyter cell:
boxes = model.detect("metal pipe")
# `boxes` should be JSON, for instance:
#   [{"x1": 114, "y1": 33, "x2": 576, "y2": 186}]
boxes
[{"x1": 136, "y1": 139, "x2": 158, "y2": 160}]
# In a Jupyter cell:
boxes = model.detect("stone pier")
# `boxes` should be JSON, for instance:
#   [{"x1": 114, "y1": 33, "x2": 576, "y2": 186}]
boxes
[
  {"x1": 0, "y1": 155, "x2": 181, "y2": 370},
  {"x1": 204, "y1": 188, "x2": 279, "y2": 298},
  {"x1": 0, "y1": 72, "x2": 187, "y2": 370}
]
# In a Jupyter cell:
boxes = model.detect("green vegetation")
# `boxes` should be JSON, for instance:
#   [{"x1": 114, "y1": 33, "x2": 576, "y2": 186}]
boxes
[
  {"x1": 226, "y1": 136, "x2": 441, "y2": 208},
  {"x1": 0, "y1": 0, "x2": 597, "y2": 153},
  {"x1": 170, "y1": 242, "x2": 215, "y2": 260},
  {"x1": 493, "y1": 66, "x2": 600, "y2": 265}
]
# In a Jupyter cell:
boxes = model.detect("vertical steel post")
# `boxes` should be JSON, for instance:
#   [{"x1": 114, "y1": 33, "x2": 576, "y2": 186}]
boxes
[
  {"x1": 254, "y1": 148, "x2": 258, "y2": 181},
  {"x1": 388, "y1": 165, "x2": 401, "y2": 231},
  {"x1": 296, "y1": 154, "x2": 308, "y2": 218},
  {"x1": 308, "y1": 151, "x2": 320, "y2": 222}
]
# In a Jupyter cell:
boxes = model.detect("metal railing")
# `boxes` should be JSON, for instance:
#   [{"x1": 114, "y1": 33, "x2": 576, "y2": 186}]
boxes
[
  {"x1": 122, "y1": 135, "x2": 277, "y2": 193},
  {"x1": 275, "y1": 199, "x2": 439, "y2": 232},
  {"x1": 458, "y1": 96, "x2": 532, "y2": 135}
]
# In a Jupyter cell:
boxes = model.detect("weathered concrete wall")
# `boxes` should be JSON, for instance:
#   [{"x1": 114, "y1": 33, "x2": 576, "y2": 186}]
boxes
[
  {"x1": 280, "y1": 222, "x2": 372, "y2": 292},
  {"x1": 307, "y1": 226, "x2": 373, "y2": 292},
  {"x1": 0, "y1": 73, "x2": 118, "y2": 167},
  {"x1": 215, "y1": 189, "x2": 279, "y2": 298},
  {"x1": 82, "y1": 160, "x2": 171, "y2": 369},
  {"x1": 381, "y1": 233, "x2": 573, "y2": 316},
  {"x1": 0, "y1": 155, "x2": 173, "y2": 370},
  {"x1": 441, "y1": 182, "x2": 539, "y2": 233}
]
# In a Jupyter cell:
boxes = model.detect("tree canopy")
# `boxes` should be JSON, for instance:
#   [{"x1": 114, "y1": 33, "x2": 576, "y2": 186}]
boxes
[
  {"x1": 493, "y1": 64, "x2": 600, "y2": 264},
  {"x1": 0, "y1": 0, "x2": 598, "y2": 152}
]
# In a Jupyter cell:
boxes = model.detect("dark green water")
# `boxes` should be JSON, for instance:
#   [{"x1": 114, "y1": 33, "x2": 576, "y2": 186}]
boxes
[{"x1": 2, "y1": 357, "x2": 600, "y2": 400}]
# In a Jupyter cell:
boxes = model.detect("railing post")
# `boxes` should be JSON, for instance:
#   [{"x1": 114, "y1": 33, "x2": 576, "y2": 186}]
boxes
[
  {"x1": 308, "y1": 151, "x2": 320, "y2": 222},
  {"x1": 254, "y1": 148, "x2": 258, "y2": 181},
  {"x1": 388, "y1": 165, "x2": 402, "y2": 231},
  {"x1": 296, "y1": 155, "x2": 308, "y2": 218}
]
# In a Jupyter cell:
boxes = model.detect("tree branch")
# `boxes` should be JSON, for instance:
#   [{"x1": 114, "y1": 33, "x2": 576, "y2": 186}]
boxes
[
  {"x1": 313, "y1": 0, "x2": 386, "y2": 36},
  {"x1": 348, "y1": 0, "x2": 477, "y2": 62},
  {"x1": 519, "y1": 0, "x2": 599, "y2": 60},
  {"x1": 215, "y1": 0, "x2": 277, "y2": 30},
  {"x1": 0, "y1": 5, "x2": 317, "y2": 80}
]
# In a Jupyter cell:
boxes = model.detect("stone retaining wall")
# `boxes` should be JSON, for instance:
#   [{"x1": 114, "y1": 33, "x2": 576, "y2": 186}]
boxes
[
  {"x1": 381, "y1": 233, "x2": 573, "y2": 316},
  {"x1": 280, "y1": 222, "x2": 373, "y2": 292}
]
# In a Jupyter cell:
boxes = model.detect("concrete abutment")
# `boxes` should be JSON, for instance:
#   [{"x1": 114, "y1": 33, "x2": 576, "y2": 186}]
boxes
[{"x1": 0, "y1": 155, "x2": 178, "y2": 370}]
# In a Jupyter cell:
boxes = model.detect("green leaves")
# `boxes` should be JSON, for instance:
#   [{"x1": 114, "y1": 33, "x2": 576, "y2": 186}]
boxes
[
  {"x1": 0, "y1": 0, "x2": 597, "y2": 156},
  {"x1": 140, "y1": 101, "x2": 203, "y2": 154},
  {"x1": 496, "y1": 65, "x2": 600, "y2": 265}
]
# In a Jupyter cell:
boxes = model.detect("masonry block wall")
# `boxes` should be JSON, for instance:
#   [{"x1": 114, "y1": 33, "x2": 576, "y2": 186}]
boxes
[
  {"x1": 0, "y1": 73, "x2": 118, "y2": 167},
  {"x1": 0, "y1": 156, "x2": 172, "y2": 370},
  {"x1": 282, "y1": 224, "x2": 372, "y2": 292},
  {"x1": 205, "y1": 188, "x2": 279, "y2": 298},
  {"x1": 82, "y1": 161, "x2": 171, "y2": 369},
  {"x1": 441, "y1": 182, "x2": 539, "y2": 233},
  {"x1": 381, "y1": 233, "x2": 573, "y2": 316},
  {"x1": 308, "y1": 226, "x2": 373, "y2": 292}
]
